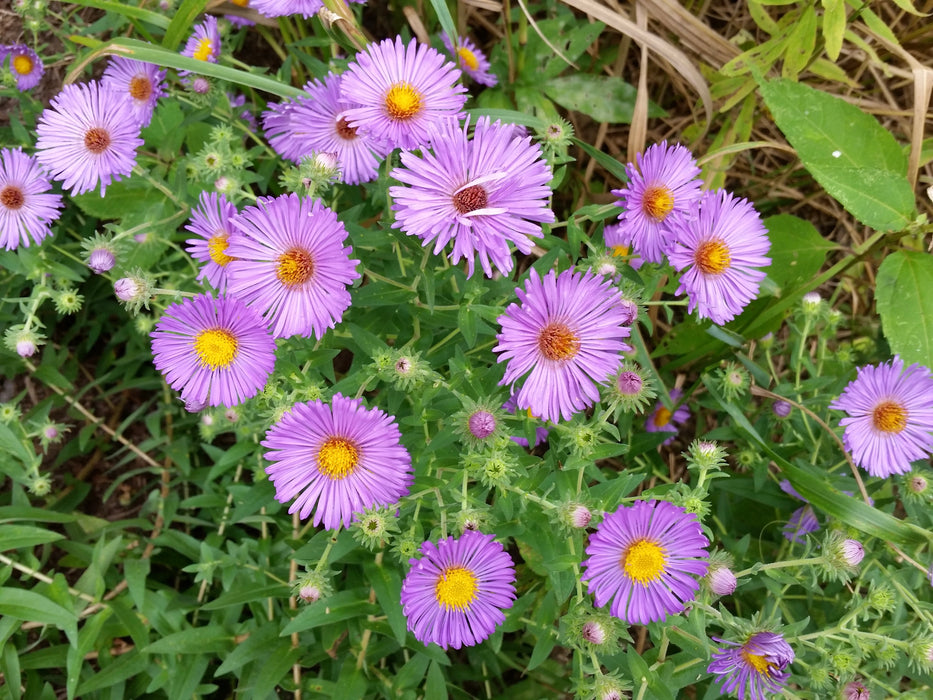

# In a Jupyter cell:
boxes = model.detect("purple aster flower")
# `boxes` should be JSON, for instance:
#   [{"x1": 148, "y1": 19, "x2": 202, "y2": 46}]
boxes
[
  {"x1": 582, "y1": 500, "x2": 710, "y2": 624},
  {"x1": 707, "y1": 631, "x2": 795, "y2": 700},
  {"x1": 495, "y1": 269, "x2": 631, "y2": 423},
  {"x1": 101, "y1": 57, "x2": 166, "y2": 127},
  {"x1": 264, "y1": 74, "x2": 391, "y2": 184},
  {"x1": 150, "y1": 293, "x2": 276, "y2": 408},
  {"x1": 185, "y1": 191, "x2": 239, "y2": 292},
  {"x1": 610, "y1": 141, "x2": 702, "y2": 264},
  {"x1": 502, "y1": 393, "x2": 549, "y2": 448},
  {"x1": 783, "y1": 505, "x2": 819, "y2": 544},
  {"x1": 603, "y1": 223, "x2": 644, "y2": 270},
  {"x1": 250, "y1": 0, "x2": 323, "y2": 17},
  {"x1": 262, "y1": 393, "x2": 413, "y2": 530},
  {"x1": 0, "y1": 148, "x2": 63, "y2": 250},
  {"x1": 828, "y1": 356, "x2": 933, "y2": 477},
  {"x1": 35, "y1": 81, "x2": 143, "y2": 196},
  {"x1": 668, "y1": 189, "x2": 771, "y2": 326},
  {"x1": 390, "y1": 116, "x2": 555, "y2": 278},
  {"x1": 441, "y1": 34, "x2": 497, "y2": 86},
  {"x1": 341, "y1": 36, "x2": 467, "y2": 151},
  {"x1": 5, "y1": 44, "x2": 44, "y2": 91},
  {"x1": 181, "y1": 15, "x2": 221, "y2": 66},
  {"x1": 225, "y1": 193, "x2": 360, "y2": 339},
  {"x1": 645, "y1": 388, "x2": 690, "y2": 445},
  {"x1": 400, "y1": 530, "x2": 516, "y2": 649},
  {"x1": 225, "y1": 0, "x2": 255, "y2": 26}
]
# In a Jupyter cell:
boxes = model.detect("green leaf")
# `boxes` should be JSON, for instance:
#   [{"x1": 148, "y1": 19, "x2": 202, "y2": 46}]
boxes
[
  {"x1": 821, "y1": 0, "x2": 846, "y2": 61},
  {"x1": 143, "y1": 626, "x2": 234, "y2": 654},
  {"x1": 0, "y1": 588, "x2": 78, "y2": 646},
  {"x1": 425, "y1": 661, "x2": 448, "y2": 700},
  {"x1": 781, "y1": 5, "x2": 817, "y2": 78},
  {"x1": 161, "y1": 0, "x2": 207, "y2": 51},
  {"x1": 427, "y1": 0, "x2": 457, "y2": 53},
  {"x1": 67, "y1": 0, "x2": 170, "y2": 28},
  {"x1": 0, "y1": 525, "x2": 65, "y2": 551},
  {"x1": 543, "y1": 75, "x2": 663, "y2": 124},
  {"x1": 758, "y1": 78, "x2": 914, "y2": 231},
  {"x1": 876, "y1": 250, "x2": 933, "y2": 368},
  {"x1": 362, "y1": 560, "x2": 407, "y2": 645},
  {"x1": 71, "y1": 178, "x2": 170, "y2": 221},
  {"x1": 0, "y1": 425, "x2": 35, "y2": 469},
  {"x1": 200, "y1": 583, "x2": 288, "y2": 610},
  {"x1": 763, "y1": 214, "x2": 836, "y2": 291},
  {"x1": 75, "y1": 650, "x2": 149, "y2": 696}
]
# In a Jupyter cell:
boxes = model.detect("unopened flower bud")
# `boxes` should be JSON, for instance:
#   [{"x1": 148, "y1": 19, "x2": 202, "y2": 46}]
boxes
[
  {"x1": 772, "y1": 400, "x2": 792, "y2": 418},
  {"x1": 841, "y1": 538, "x2": 865, "y2": 567},
  {"x1": 581, "y1": 620, "x2": 607, "y2": 645},
  {"x1": 842, "y1": 680, "x2": 870, "y2": 700},
  {"x1": 16, "y1": 338, "x2": 37, "y2": 358},
  {"x1": 759, "y1": 332, "x2": 774, "y2": 349},
  {"x1": 114, "y1": 277, "x2": 141, "y2": 302},
  {"x1": 908, "y1": 475, "x2": 928, "y2": 495},
  {"x1": 567, "y1": 503, "x2": 592, "y2": 529},
  {"x1": 87, "y1": 247, "x2": 115, "y2": 274},
  {"x1": 191, "y1": 76, "x2": 210, "y2": 94},
  {"x1": 708, "y1": 566, "x2": 737, "y2": 596},
  {"x1": 616, "y1": 371, "x2": 642, "y2": 395},
  {"x1": 299, "y1": 585, "x2": 321, "y2": 603},
  {"x1": 801, "y1": 291, "x2": 822, "y2": 315},
  {"x1": 468, "y1": 410, "x2": 496, "y2": 440}
]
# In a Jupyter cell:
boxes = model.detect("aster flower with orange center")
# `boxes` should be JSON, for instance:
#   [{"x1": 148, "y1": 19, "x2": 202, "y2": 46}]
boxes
[
  {"x1": 4, "y1": 44, "x2": 44, "y2": 91},
  {"x1": 441, "y1": 34, "x2": 498, "y2": 86},
  {"x1": 340, "y1": 36, "x2": 467, "y2": 151},
  {"x1": 707, "y1": 631, "x2": 795, "y2": 700},
  {"x1": 389, "y1": 116, "x2": 555, "y2": 278},
  {"x1": 645, "y1": 388, "x2": 690, "y2": 445},
  {"x1": 668, "y1": 189, "x2": 771, "y2": 326},
  {"x1": 581, "y1": 499, "x2": 710, "y2": 624},
  {"x1": 225, "y1": 193, "x2": 360, "y2": 339},
  {"x1": 400, "y1": 530, "x2": 516, "y2": 649},
  {"x1": 150, "y1": 293, "x2": 276, "y2": 408},
  {"x1": 494, "y1": 268, "x2": 631, "y2": 423},
  {"x1": 185, "y1": 191, "x2": 239, "y2": 293},
  {"x1": 101, "y1": 56, "x2": 166, "y2": 127},
  {"x1": 610, "y1": 141, "x2": 702, "y2": 264},
  {"x1": 35, "y1": 81, "x2": 143, "y2": 196},
  {"x1": 829, "y1": 356, "x2": 933, "y2": 477},
  {"x1": 262, "y1": 393, "x2": 413, "y2": 530},
  {"x1": 0, "y1": 148, "x2": 63, "y2": 250}
]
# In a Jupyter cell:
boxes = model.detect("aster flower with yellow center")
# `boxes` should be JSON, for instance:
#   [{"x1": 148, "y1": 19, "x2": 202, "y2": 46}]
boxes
[
  {"x1": 180, "y1": 15, "x2": 221, "y2": 72},
  {"x1": 340, "y1": 36, "x2": 467, "y2": 151},
  {"x1": 225, "y1": 193, "x2": 360, "y2": 339},
  {"x1": 829, "y1": 356, "x2": 933, "y2": 477},
  {"x1": 185, "y1": 191, "x2": 239, "y2": 293},
  {"x1": 400, "y1": 530, "x2": 516, "y2": 649},
  {"x1": 582, "y1": 500, "x2": 710, "y2": 624},
  {"x1": 101, "y1": 56, "x2": 167, "y2": 127},
  {"x1": 645, "y1": 388, "x2": 690, "y2": 445},
  {"x1": 495, "y1": 268, "x2": 631, "y2": 423},
  {"x1": 441, "y1": 34, "x2": 498, "y2": 86},
  {"x1": 4, "y1": 44, "x2": 44, "y2": 91},
  {"x1": 707, "y1": 631, "x2": 795, "y2": 700},
  {"x1": 610, "y1": 141, "x2": 702, "y2": 264},
  {"x1": 668, "y1": 188, "x2": 771, "y2": 326},
  {"x1": 150, "y1": 293, "x2": 276, "y2": 408},
  {"x1": 262, "y1": 393, "x2": 413, "y2": 530}
]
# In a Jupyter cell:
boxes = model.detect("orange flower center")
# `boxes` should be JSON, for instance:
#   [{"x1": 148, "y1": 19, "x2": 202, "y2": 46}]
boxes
[
  {"x1": 84, "y1": 127, "x2": 111, "y2": 154},
  {"x1": 12, "y1": 54, "x2": 33, "y2": 76},
  {"x1": 276, "y1": 247, "x2": 314, "y2": 287},
  {"x1": 872, "y1": 400, "x2": 907, "y2": 433},
  {"x1": 129, "y1": 75, "x2": 152, "y2": 101},
  {"x1": 694, "y1": 239, "x2": 732, "y2": 275},
  {"x1": 0, "y1": 185, "x2": 24, "y2": 210},
  {"x1": 641, "y1": 184, "x2": 674, "y2": 221},
  {"x1": 654, "y1": 406, "x2": 672, "y2": 427},
  {"x1": 453, "y1": 184, "x2": 488, "y2": 214},
  {"x1": 537, "y1": 322, "x2": 580, "y2": 361}
]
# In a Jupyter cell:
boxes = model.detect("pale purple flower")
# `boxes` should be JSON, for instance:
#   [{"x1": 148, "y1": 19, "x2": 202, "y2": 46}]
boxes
[
  {"x1": 5, "y1": 44, "x2": 44, "y2": 91},
  {"x1": 400, "y1": 530, "x2": 516, "y2": 649},
  {"x1": 707, "y1": 631, "x2": 794, "y2": 700},
  {"x1": 225, "y1": 194, "x2": 360, "y2": 339},
  {"x1": 250, "y1": 0, "x2": 323, "y2": 17},
  {"x1": 668, "y1": 189, "x2": 771, "y2": 325},
  {"x1": 840, "y1": 538, "x2": 865, "y2": 567},
  {"x1": 442, "y1": 34, "x2": 497, "y2": 86},
  {"x1": 829, "y1": 356, "x2": 933, "y2": 477},
  {"x1": 150, "y1": 293, "x2": 276, "y2": 408},
  {"x1": 181, "y1": 15, "x2": 221, "y2": 66},
  {"x1": 772, "y1": 400, "x2": 792, "y2": 418},
  {"x1": 16, "y1": 339, "x2": 36, "y2": 358},
  {"x1": 35, "y1": 81, "x2": 143, "y2": 196},
  {"x1": 610, "y1": 141, "x2": 702, "y2": 263},
  {"x1": 645, "y1": 389, "x2": 690, "y2": 445},
  {"x1": 87, "y1": 247, "x2": 115, "y2": 274},
  {"x1": 0, "y1": 148, "x2": 63, "y2": 250},
  {"x1": 708, "y1": 566, "x2": 737, "y2": 596},
  {"x1": 114, "y1": 278, "x2": 141, "y2": 302},
  {"x1": 603, "y1": 222, "x2": 644, "y2": 270},
  {"x1": 185, "y1": 191, "x2": 238, "y2": 292},
  {"x1": 580, "y1": 620, "x2": 606, "y2": 644},
  {"x1": 101, "y1": 57, "x2": 166, "y2": 127},
  {"x1": 263, "y1": 393, "x2": 413, "y2": 530},
  {"x1": 783, "y1": 505, "x2": 819, "y2": 544},
  {"x1": 495, "y1": 269, "x2": 631, "y2": 423},
  {"x1": 390, "y1": 116, "x2": 555, "y2": 278},
  {"x1": 582, "y1": 499, "x2": 710, "y2": 624},
  {"x1": 341, "y1": 36, "x2": 467, "y2": 151}
]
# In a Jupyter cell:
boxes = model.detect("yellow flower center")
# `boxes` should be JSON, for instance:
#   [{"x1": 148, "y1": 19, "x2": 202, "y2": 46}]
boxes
[
  {"x1": 129, "y1": 75, "x2": 152, "y2": 101},
  {"x1": 1, "y1": 185, "x2": 24, "y2": 210},
  {"x1": 83, "y1": 127, "x2": 111, "y2": 155},
  {"x1": 654, "y1": 406, "x2": 672, "y2": 427},
  {"x1": 435, "y1": 566, "x2": 478, "y2": 611},
  {"x1": 694, "y1": 239, "x2": 732, "y2": 275},
  {"x1": 232, "y1": 0, "x2": 249, "y2": 5},
  {"x1": 457, "y1": 47, "x2": 479, "y2": 72},
  {"x1": 208, "y1": 235, "x2": 235, "y2": 266},
  {"x1": 384, "y1": 82, "x2": 423, "y2": 121},
  {"x1": 742, "y1": 651, "x2": 773, "y2": 676},
  {"x1": 641, "y1": 184, "x2": 674, "y2": 222},
  {"x1": 537, "y1": 322, "x2": 580, "y2": 362},
  {"x1": 276, "y1": 247, "x2": 314, "y2": 287},
  {"x1": 611, "y1": 245, "x2": 630, "y2": 258},
  {"x1": 193, "y1": 328, "x2": 238, "y2": 370},
  {"x1": 193, "y1": 38, "x2": 214, "y2": 62},
  {"x1": 317, "y1": 437, "x2": 359, "y2": 480},
  {"x1": 872, "y1": 400, "x2": 907, "y2": 433},
  {"x1": 621, "y1": 538, "x2": 667, "y2": 585},
  {"x1": 12, "y1": 54, "x2": 33, "y2": 76}
]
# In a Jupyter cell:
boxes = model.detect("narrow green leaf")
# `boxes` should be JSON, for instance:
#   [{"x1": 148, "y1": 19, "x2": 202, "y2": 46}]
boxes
[
  {"x1": 425, "y1": 661, "x2": 448, "y2": 699},
  {"x1": 249, "y1": 641, "x2": 301, "y2": 698},
  {"x1": 466, "y1": 108, "x2": 548, "y2": 130},
  {"x1": 362, "y1": 560, "x2": 407, "y2": 645},
  {"x1": 75, "y1": 650, "x2": 150, "y2": 696},
  {"x1": 0, "y1": 525, "x2": 65, "y2": 551},
  {"x1": 876, "y1": 250, "x2": 933, "y2": 369},
  {"x1": 162, "y1": 0, "x2": 207, "y2": 51},
  {"x1": 0, "y1": 589, "x2": 78, "y2": 645},
  {"x1": 214, "y1": 623, "x2": 277, "y2": 677},
  {"x1": 821, "y1": 0, "x2": 846, "y2": 61},
  {"x1": 427, "y1": 0, "x2": 457, "y2": 52},
  {"x1": 67, "y1": 0, "x2": 170, "y2": 29},
  {"x1": 571, "y1": 138, "x2": 628, "y2": 183},
  {"x1": 781, "y1": 5, "x2": 817, "y2": 78},
  {"x1": 143, "y1": 626, "x2": 234, "y2": 654}
]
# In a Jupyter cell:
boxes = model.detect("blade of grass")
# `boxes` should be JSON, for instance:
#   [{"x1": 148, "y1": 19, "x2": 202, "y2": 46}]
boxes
[{"x1": 162, "y1": 0, "x2": 208, "y2": 51}]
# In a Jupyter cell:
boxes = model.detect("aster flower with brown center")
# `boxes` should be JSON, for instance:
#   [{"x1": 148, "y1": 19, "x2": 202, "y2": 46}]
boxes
[
  {"x1": 101, "y1": 56, "x2": 166, "y2": 127},
  {"x1": 0, "y1": 148, "x2": 63, "y2": 250}
]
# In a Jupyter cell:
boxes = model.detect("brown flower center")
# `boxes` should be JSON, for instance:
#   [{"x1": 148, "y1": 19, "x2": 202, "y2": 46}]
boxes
[
  {"x1": 694, "y1": 239, "x2": 732, "y2": 275},
  {"x1": 0, "y1": 185, "x2": 25, "y2": 210},
  {"x1": 453, "y1": 184, "x2": 488, "y2": 214},
  {"x1": 872, "y1": 400, "x2": 907, "y2": 433},
  {"x1": 537, "y1": 322, "x2": 580, "y2": 361},
  {"x1": 129, "y1": 75, "x2": 152, "y2": 101},
  {"x1": 335, "y1": 117, "x2": 357, "y2": 141},
  {"x1": 84, "y1": 127, "x2": 111, "y2": 154}
]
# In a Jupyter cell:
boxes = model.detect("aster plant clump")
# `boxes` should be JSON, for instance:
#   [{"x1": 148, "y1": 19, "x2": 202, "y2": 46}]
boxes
[{"x1": 1, "y1": 3, "x2": 933, "y2": 700}]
